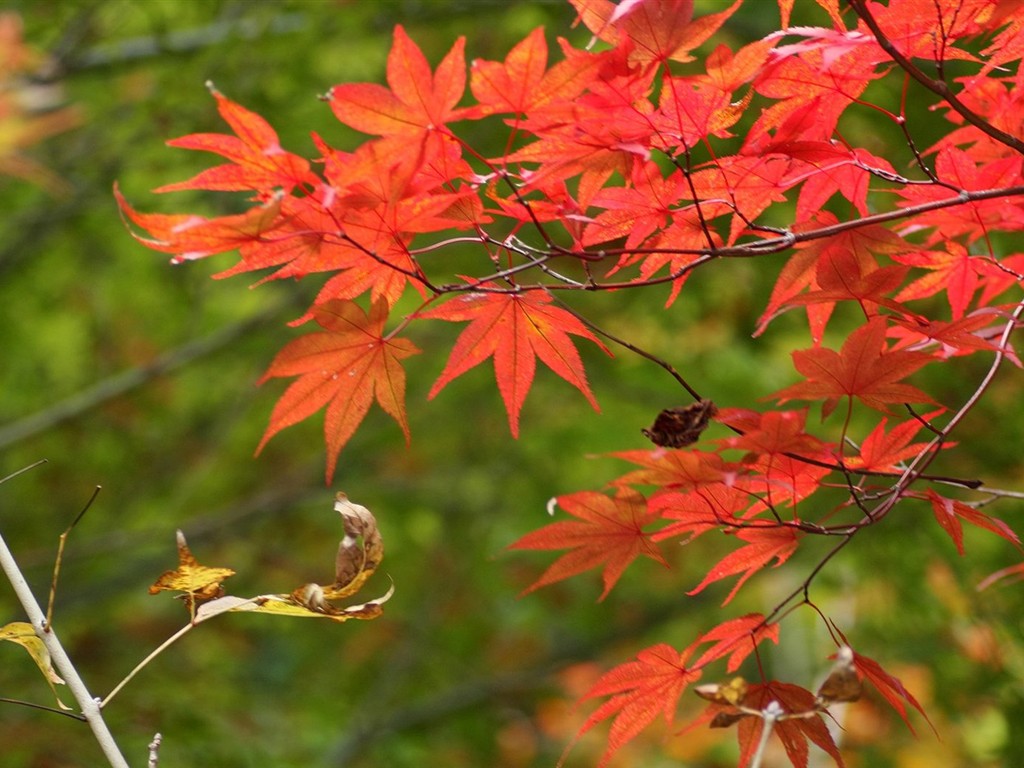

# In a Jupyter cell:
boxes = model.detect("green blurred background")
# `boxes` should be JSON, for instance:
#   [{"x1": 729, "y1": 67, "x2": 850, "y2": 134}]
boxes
[{"x1": 1, "y1": 2, "x2": 1021, "y2": 767}]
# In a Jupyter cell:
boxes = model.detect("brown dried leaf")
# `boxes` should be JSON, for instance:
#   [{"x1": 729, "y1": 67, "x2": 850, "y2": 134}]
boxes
[
  {"x1": 178, "y1": 492, "x2": 391, "y2": 624},
  {"x1": 327, "y1": 491, "x2": 383, "y2": 600},
  {"x1": 816, "y1": 645, "x2": 862, "y2": 705}
]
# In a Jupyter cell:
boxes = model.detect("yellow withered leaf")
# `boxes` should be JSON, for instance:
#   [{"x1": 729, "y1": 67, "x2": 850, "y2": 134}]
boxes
[
  {"x1": 148, "y1": 530, "x2": 236, "y2": 604},
  {"x1": 155, "y1": 492, "x2": 390, "y2": 624},
  {"x1": 0, "y1": 621, "x2": 70, "y2": 709}
]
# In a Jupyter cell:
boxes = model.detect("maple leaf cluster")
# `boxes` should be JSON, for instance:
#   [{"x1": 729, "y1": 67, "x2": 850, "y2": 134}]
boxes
[{"x1": 118, "y1": 0, "x2": 1024, "y2": 765}]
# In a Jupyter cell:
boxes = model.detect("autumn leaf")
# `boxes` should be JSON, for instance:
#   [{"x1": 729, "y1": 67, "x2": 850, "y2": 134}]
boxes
[
  {"x1": 256, "y1": 298, "x2": 420, "y2": 482},
  {"x1": 925, "y1": 489, "x2": 1022, "y2": 556},
  {"x1": 691, "y1": 614, "x2": 780, "y2": 672},
  {"x1": 577, "y1": 642, "x2": 701, "y2": 768},
  {"x1": 328, "y1": 25, "x2": 466, "y2": 138},
  {"x1": 733, "y1": 682, "x2": 844, "y2": 768},
  {"x1": 687, "y1": 526, "x2": 800, "y2": 605},
  {"x1": 509, "y1": 488, "x2": 667, "y2": 600},
  {"x1": 114, "y1": 182, "x2": 285, "y2": 264},
  {"x1": 469, "y1": 26, "x2": 600, "y2": 118},
  {"x1": 570, "y1": 0, "x2": 741, "y2": 65},
  {"x1": 149, "y1": 530, "x2": 237, "y2": 615},
  {"x1": 0, "y1": 621, "x2": 70, "y2": 710},
  {"x1": 154, "y1": 83, "x2": 316, "y2": 194},
  {"x1": 420, "y1": 287, "x2": 607, "y2": 437},
  {"x1": 164, "y1": 493, "x2": 393, "y2": 625},
  {"x1": 773, "y1": 317, "x2": 936, "y2": 417},
  {"x1": 851, "y1": 650, "x2": 935, "y2": 736},
  {"x1": 844, "y1": 414, "x2": 938, "y2": 472}
]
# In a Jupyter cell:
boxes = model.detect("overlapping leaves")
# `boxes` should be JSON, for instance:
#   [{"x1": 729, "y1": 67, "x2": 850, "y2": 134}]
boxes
[{"x1": 117, "y1": 1, "x2": 1024, "y2": 766}]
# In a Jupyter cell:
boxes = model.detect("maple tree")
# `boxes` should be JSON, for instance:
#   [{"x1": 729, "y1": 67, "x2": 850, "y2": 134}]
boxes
[{"x1": 108, "y1": 0, "x2": 1024, "y2": 765}]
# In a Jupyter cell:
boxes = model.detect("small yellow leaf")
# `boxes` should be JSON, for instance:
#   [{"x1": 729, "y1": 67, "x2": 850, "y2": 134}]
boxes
[
  {"x1": 0, "y1": 621, "x2": 70, "y2": 709},
  {"x1": 149, "y1": 530, "x2": 236, "y2": 606}
]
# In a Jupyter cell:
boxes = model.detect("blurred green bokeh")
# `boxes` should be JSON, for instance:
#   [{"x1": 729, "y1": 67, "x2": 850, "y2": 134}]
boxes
[{"x1": 0, "y1": 2, "x2": 1021, "y2": 767}]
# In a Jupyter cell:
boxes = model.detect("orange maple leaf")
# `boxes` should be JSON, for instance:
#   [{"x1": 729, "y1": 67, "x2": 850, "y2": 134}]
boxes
[
  {"x1": 924, "y1": 489, "x2": 1022, "y2": 556},
  {"x1": 773, "y1": 317, "x2": 936, "y2": 417},
  {"x1": 850, "y1": 650, "x2": 935, "y2": 736},
  {"x1": 419, "y1": 287, "x2": 607, "y2": 437},
  {"x1": 256, "y1": 299, "x2": 419, "y2": 481},
  {"x1": 734, "y1": 682, "x2": 844, "y2": 768},
  {"x1": 154, "y1": 84, "x2": 316, "y2": 194},
  {"x1": 577, "y1": 642, "x2": 701, "y2": 768},
  {"x1": 508, "y1": 489, "x2": 668, "y2": 600},
  {"x1": 328, "y1": 25, "x2": 466, "y2": 138},
  {"x1": 688, "y1": 525, "x2": 800, "y2": 605},
  {"x1": 114, "y1": 182, "x2": 284, "y2": 264}
]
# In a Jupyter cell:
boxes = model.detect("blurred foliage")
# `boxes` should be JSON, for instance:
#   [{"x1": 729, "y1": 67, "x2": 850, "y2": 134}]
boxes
[{"x1": 0, "y1": 2, "x2": 1021, "y2": 768}]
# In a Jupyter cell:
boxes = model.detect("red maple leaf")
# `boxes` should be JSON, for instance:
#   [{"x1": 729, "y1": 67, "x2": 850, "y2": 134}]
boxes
[
  {"x1": 754, "y1": 219, "x2": 914, "y2": 343},
  {"x1": 651, "y1": 484, "x2": 753, "y2": 545},
  {"x1": 844, "y1": 415, "x2": 937, "y2": 473},
  {"x1": 570, "y1": 0, "x2": 740, "y2": 65},
  {"x1": 419, "y1": 286, "x2": 607, "y2": 436},
  {"x1": 114, "y1": 183, "x2": 285, "y2": 264},
  {"x1": 692, "y1": 614, "x2": 780, "y2": 672},
  {"x1": 888, "y1": 312, "x2": 1007, "y2": 360},
  {"x1": 256, "y1": 299, "x2": 419, "y2": 481},
  {"x1": 328, "y1": 25, "x2": 467, "y2": 138},
  {"x1": 773, "y1": 316, "x2": 936, "y2": 417},
  {"x1": 154, "y1": 84, "x2": 316, "y2": 194},
  {"x1": 924, "y1": 489, "x2": 1022, "y2": 556},
  {"x1": 851, "y1": 650, "x2": 934, "y2": 736},
  {"x1": 892, "y1": 241, "x2": 987, "y2": 319},
  {"x1": 577, "y1": 642, "x2": 701, "y2": 768},
  {"x1": 508, "y1": 488, "x2": 668, "y2": 600},
  {"x1": 468, "y1": 26, "x2": 600, "y2": 118},
  {"x1": 687, "y1": 525, "x2": 801, "y2": 605},
  {"x1": 734, "y1": 682, "x2": 844, "y2": 768}
]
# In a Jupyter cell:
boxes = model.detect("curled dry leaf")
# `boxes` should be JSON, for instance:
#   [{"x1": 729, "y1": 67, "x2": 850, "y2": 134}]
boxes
[
  {"x1": 0, "y1": 621, "x2": 70, "y2": 710},
  {"x1": 694, "y1": 676, "x2": 748, "y2": 706},
  {"x1": 642, "y1": 399, "x2": 718, "y2": 449},
  {"x1": 816, "y1": 645, "x2": 862, "y2": 706},
  {"x1": 154, "y1": 492, "x2": 391, "y2": 624}
]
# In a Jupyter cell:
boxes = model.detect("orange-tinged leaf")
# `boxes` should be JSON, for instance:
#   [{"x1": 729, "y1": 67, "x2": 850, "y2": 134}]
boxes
[
  {"x1": 570, "y1": 0, "x2": 741, "y2": 65},
  {"x1": 925, "y1": 489, "x2": 1022, "y2": 556},
  {"x1": 773, "y1": 317, "x2": 936, "y2": 417},
  {"x1": 155, "y1": 84, "x2": 315, "y2": 193},
  {"x1": 257, "y1": 299, "x2": 420, "y2": 481},
  {"x1": 734, "y1": 682, "x2": 844, "y2": 768},
  {"x1": 687, "y1": 526, "x2": 800, "y2": 605},
  {"x1": 329, "y1": 25, "x2": 466, "y2": 137},
  {"x1": 115, "y1": 183, "x2": 284, "y2": 264},
  {"x1": 509, "y1": 489, "x2": 667, "y2": 600},
  {"x1": 149, "y1": 530, "x2": 236, "y2": 606},
  {"x1": 844, "y1": 414, "x2": 937, "y2": 472},
  {"x1": 578, "y1": 642, "x2": 701, "y2": 768},
  {"x1": 692, "y1": 614, "x2": 781, "y2": 672},
  {"x1": 470, "y1": 26, "x2": 548, "y2": 115},
  {"x1": 420, "y1": 287, "x2": 607, "y2": 437},
  {"x1": 851, "y1": 650, "x2": 934, "y2": 736}
]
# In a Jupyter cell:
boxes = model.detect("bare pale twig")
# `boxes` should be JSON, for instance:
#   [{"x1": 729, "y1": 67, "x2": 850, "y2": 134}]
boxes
[{"x1": 0, "y1": 525, "x2": 130, "y2": 768}]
